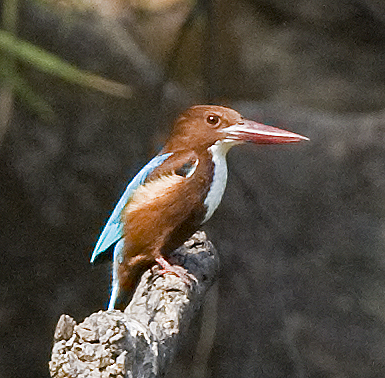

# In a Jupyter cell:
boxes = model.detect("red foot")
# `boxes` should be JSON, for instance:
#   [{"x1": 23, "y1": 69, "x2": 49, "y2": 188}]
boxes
[{"x1": 155, "y1": 256, "x2": 197, "y2": 286}]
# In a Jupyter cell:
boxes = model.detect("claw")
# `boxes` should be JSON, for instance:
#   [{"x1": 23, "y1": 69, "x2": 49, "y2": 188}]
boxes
[{"x1": 155, "y1": 256, "x2": 198, "y2": 286}]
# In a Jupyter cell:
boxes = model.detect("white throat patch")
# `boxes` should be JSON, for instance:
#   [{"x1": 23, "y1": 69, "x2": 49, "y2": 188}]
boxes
[{"x1": 203, "y1": 140, "x2": 235, "y2": 223}]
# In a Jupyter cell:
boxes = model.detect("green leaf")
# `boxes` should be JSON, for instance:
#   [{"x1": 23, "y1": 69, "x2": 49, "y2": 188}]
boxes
[
  {"x1": 13, "y1": 73, "x2": 56, "y2": 121},
  {"x1": 0, "y1": 30, "x2": 133, "y2": 99}
]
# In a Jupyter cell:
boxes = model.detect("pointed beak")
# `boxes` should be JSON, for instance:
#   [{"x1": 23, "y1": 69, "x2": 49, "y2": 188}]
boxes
[{"x1": 223, "y1": 120, "x2": 309, "y2": 144}]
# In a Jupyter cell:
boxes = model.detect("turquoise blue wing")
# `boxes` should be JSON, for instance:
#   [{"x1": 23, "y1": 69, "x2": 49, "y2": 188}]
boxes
[{"x1": 90, "y1": 152, "x2": 173, "y2": 263}]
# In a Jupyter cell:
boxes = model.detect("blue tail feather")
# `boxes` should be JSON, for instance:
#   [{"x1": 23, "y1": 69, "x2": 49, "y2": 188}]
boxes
[{"x1": 91, "y1": 152, "x2": 173, "y2": 309}]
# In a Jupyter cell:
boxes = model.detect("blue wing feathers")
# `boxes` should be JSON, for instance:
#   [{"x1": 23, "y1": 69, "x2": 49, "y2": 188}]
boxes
[{"x1": 90, "y1": 152, "x2": 173, "y2": 263}]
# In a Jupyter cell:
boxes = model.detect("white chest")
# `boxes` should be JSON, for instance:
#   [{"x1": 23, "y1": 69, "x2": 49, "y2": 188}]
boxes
[{"x1": 203, "y1": 141, "x2": 231, "y2": 223}]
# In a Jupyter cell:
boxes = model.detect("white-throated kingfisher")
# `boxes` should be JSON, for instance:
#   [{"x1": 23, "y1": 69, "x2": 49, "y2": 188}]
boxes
[{"x1": 91, "y1": 105, "x2": 308, "y2": 310}]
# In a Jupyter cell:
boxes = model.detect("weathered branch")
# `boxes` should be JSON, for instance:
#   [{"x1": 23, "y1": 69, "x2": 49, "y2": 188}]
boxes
[{"x1": 49, "y1": 231, "x2": 218, "y2": 378}]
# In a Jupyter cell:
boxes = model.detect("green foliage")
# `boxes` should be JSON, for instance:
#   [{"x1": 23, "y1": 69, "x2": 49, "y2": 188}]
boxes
[
  {"x1": 0, "y1": 30, "x2": 133, "y2": 98},
  {"x1": 0, "y1": 0, "x2": 132, "y2": 121}
]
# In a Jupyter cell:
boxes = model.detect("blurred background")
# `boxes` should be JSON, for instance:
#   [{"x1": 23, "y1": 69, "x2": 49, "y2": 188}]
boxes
[{"x1": 2, "y1": 0, "x2": 385, "y2": 377}]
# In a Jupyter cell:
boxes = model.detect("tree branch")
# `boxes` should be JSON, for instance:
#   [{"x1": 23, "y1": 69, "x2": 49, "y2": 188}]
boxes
[{"x1": 49, "y1": 231, "x2": 218, "y2": 378}]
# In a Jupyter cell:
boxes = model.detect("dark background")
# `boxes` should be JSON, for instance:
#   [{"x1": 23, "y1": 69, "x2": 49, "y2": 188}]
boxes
[{"x1": 2, "y1": 0, "x2": 385, "y2": 377}]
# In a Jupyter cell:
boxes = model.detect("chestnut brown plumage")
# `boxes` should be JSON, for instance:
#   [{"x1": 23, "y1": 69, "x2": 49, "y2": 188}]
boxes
[{"x1": 91, "y1": 105, "x2": 309, "y2": 309}]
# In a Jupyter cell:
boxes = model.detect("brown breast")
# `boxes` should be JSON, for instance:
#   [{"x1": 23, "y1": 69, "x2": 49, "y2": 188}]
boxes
[{"x1": 118, "y1": 149, "x2": 214, "y2": 290}]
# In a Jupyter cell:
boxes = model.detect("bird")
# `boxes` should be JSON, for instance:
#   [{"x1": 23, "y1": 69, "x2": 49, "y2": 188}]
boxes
[{"x1": 91, "y1": 105, "x2": 308, "y2": 310}]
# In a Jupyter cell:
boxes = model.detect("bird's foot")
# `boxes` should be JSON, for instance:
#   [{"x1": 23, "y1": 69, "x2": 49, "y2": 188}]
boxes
[{"x1": 155, "y1": 256, "x2": 198, "y2": 287}]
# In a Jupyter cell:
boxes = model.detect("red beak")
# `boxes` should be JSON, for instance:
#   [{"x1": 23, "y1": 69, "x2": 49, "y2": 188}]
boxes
[{"x1": 223, "y1": 120, "x2": 309, "y2": 144}]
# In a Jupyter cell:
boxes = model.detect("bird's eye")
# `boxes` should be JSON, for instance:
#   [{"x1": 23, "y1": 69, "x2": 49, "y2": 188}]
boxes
[{"x1": 206, "y1": 114, "x2": 220, "y2": 126}]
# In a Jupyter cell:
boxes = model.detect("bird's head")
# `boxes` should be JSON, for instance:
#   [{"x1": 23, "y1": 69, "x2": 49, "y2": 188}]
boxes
[{"x1": 163, "y1": 105, "x2": 309, "y2": 153}]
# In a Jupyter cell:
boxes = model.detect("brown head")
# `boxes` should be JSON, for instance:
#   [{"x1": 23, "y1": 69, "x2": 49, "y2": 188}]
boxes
[{"x1": 162, "y1": 105, "x2": 308, "y2": 153}]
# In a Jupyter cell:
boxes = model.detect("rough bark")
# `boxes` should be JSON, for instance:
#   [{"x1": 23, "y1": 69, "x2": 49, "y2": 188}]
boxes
[{"x1": 49, "y1": 231, "x2": 218, "y2": 378}]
